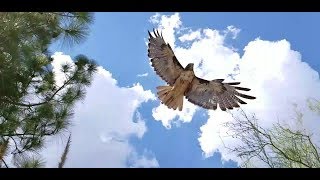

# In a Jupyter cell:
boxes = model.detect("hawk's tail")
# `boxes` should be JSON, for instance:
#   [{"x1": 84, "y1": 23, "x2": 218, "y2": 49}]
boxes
[{"x1": 156, "y1": 85, "x2": 184, "y2": 111}]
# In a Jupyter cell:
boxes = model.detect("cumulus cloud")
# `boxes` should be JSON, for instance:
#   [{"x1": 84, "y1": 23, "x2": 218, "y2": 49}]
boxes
[
  {"x1": 41, "y1": 52, "x2": 158, "y2": 168},
  {"x1": 149, "y1": 13, "x2": 320, "y2": 165}
]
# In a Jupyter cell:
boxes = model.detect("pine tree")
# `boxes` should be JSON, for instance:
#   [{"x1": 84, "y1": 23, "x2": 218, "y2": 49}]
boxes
[{"x1": 0, "y1": 12, "x2": 97, "y2": 167}]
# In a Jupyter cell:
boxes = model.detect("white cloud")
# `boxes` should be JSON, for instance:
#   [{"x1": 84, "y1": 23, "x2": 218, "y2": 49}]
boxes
[
  {"x1": 130, "y1": 156, "x2": 159, "y2": 168},
  {"x1": 149, "y1": 12, "x2": 181, "y2": 48},
  {"x1": 152, "y1": 99, "x2": 198, "y2": 128},
  {"x1": 149, "y1": 13, "x2": 320, "y2": 165},
  {"x1": 179, "y1": 30, "x2": 201, "y2": 42},
  {"x1": 225, "y1": 25, "x2": 241, "y2": 39},
  {"x1": 137, "y1": 73, "x2": 148, "y2": 77},
  {"x1": 128, "y1": 149, "x2": 159, "y2": 168},
  {"x1": 149, "y1": 13, "x2": 161, "y2": 24},
  {"x1": 41, "y1": 52, "x2": 158, "y2": 168}
]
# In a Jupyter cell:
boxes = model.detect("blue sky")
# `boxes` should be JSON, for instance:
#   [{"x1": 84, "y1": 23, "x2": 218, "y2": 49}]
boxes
[{"x1": 45, "y1": 12, "x2": 320, "y2": 168}]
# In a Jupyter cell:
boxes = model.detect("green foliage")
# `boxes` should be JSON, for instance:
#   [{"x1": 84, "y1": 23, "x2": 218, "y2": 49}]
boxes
[
  {"x1": 225, "y1": 103, "x2": 320, "y2": 168},
  {"x1": 13, "y1": 154, "x2": 45, "y2": 168},
  {"x1": 0, "y1": 12, "x2": 97, "y2": 168}
]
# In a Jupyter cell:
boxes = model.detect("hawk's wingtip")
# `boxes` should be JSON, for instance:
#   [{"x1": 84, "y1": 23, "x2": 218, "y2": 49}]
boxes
[{"x1": 148, "y1": 30, "x2": 153, "y2": 38}]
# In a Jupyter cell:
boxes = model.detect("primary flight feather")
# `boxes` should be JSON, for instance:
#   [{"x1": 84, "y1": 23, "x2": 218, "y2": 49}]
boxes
[{"x1": 147, "y1": 29, "x2": 256, "y2": 111}]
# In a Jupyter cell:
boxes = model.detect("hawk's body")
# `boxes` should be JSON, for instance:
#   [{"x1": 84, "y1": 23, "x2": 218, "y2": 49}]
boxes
[
  {"x1": 157, "y1": 68, "x2": 194, "y2": 111},
  {"x1": 147, "y1": 29, "x2": 256, "y2": 111}
]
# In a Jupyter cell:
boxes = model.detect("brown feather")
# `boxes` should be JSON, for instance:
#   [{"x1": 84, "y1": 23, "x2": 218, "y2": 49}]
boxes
[
  {"x1": 157, "y1": 85, "x2": 184, "y2": 111},
  {"x1": 227, "y1": 82, "x2": 241, "y2": 85},
  {"x1": 147, "y1": 29, "x2": 185, "y2": 86},
  {"x1": 233, "y1": 87, "x2": 250, "y2": 91},
  {"x1": 185, "y1": 77, "x2": 255, "y2": 111},
  {"x1": 235, "y1": 92, "x2": 256, "y2": 99}
]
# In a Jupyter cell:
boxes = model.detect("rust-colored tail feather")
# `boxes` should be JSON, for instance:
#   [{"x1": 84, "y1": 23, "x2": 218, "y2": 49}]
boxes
[{"x1": 157, "y1": 85, "x2": 184, "y2": 111}]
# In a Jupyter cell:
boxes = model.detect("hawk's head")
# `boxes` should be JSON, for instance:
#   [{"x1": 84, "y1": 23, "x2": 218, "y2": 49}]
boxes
[{"x1": 185, "y1": 63, "x2": 194, "y2": 71}]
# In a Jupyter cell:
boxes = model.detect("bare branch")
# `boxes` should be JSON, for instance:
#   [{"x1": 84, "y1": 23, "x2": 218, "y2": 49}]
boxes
[
  {"x1": 224, "y1": 107, "x2": 320, "y2": 168},
  {"x1": 58, "y1": 134, "x2": 71, "y2": 168},
  {"x1": 1, "y1": 158, "x2": 9, "y2": 168}
]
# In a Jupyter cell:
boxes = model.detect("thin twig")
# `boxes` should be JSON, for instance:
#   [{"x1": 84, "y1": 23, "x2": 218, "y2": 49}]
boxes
[{"x1": 1, "y1": 158, "x2": 9, "y2": 168}]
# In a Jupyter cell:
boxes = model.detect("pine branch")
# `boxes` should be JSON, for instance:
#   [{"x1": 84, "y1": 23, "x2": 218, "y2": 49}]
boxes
[
  {"x1": 1, "y1": 127, "x2": 59, "y2": 138},
  {"x1": 13, "y1": 154, "x2": 45, "y2": 168},
  {"x1": 0, "y1": 73, "x2": 74, "y2": 107},
  {"x1": 51, "y1": 12, "x2": 94, "y2": 23}
]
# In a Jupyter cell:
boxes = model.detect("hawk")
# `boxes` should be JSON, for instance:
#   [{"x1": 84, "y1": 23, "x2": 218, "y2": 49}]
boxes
[{"x1": 147, "y1": 29, "x2": 256, "y2": 111}]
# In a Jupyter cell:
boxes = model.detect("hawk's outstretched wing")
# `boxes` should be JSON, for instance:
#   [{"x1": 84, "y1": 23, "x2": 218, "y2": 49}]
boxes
[
  {"x1": 148, "y1": 29, "x2": 184, "y2": 86},
  {"x1": 185, "y1": 77, "x2": 256, "y2": 111}
]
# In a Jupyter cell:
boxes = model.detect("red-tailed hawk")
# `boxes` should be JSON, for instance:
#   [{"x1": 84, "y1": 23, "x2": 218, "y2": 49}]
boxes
[{"x1": 147, "y1": 29, "x2": 256, "y2": 111}]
